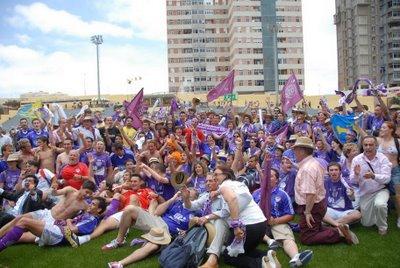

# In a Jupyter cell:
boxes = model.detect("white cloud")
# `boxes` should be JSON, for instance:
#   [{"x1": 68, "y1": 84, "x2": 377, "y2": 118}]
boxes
[
  {"x1": 302, "y1": 0, "x2": 338, "y2": 95},
  {"x1": 15, "y1": 34, "x2": 31, "y2": 44},
  {"x1": 102, "y1": 0, "x2": 167, "y2": 41},
  {"x1": 9, "y1": 2, "x2": 133, "y2": 38},
  {"x1": 0, "y1": 44, "x2": 168, "y2": 98}
]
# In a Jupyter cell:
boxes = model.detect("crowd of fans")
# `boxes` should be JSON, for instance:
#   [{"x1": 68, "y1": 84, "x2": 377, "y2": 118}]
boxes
[{"x1": 0, "y1": 92, "x2": 398, "y2": 268}]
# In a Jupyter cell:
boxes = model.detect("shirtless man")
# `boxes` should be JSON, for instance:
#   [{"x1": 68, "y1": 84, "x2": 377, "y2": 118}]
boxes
[
  {"x1": 34, "y1": 136, "x2": 59, "y2": 173},
  {"x1": 0, "y1": 180, "x2": 96, "y2": 251},
  {"x1": 56, "y1": 138, "x2": 73, "y2": 174},
  {"x1": 17, "y1": 138, "x2": 35, "y2": 171}
]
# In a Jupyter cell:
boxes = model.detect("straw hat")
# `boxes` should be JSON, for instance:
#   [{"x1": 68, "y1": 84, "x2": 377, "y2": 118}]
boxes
[
  {"x1": 148, "y1": 157, "x2": 160, "y2": 164},
  {"x1": 189, "y1": 218, "x2": 216, "y2": 247},
  {"x1": 6, "y1": 153, "x2": 19, "y2": 162},
  {"x1": 216, "y1": 151, "x2": 228, "y2": 161},
  {"x1": 143, "y1": 118, "x2": 156, "y2": 124},
  {"x1": 292, "y1": 137, "x2": 315, "y2": 150},
  {"x1": 83, "y1": 116, "x2": 93, "y2": 121},
  {"x1": 171, "y1": 171, "x2": 189, "y2": 189},
  {"x1": 288, "y1": 134, "x2": 299, "y2": 141},
  {"x1": 141, "y1": 227, "x2": 171, "y2": 245},
  {"x1": 389, "y1": 104, "x2": 400, "y2": 110},
  {"x1": 200, "y1": 154, "x2": 210, "y2": 163}
]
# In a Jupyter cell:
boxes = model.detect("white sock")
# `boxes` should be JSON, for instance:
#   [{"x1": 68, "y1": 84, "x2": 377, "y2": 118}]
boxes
[
  {"x1": 267, "y1": 239, "x2": 276, "y2": 246},
  {"x1": 78, "y1": 235, "x2": 91, "y2": 245}
]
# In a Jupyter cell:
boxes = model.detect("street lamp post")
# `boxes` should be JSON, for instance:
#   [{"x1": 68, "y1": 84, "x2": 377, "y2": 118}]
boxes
[{"x1": 91, "y1": 35, "x2": 103, "y2": 104}]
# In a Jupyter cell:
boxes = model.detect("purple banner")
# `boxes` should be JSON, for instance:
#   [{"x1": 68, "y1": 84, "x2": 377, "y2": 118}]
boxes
[{"x1": 197, "y1": 123, "x2": 227, "y2": 136}]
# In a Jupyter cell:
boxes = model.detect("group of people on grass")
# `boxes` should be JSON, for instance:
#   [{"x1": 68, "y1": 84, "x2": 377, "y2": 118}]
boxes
[{"x1": 0, "y1": 91, "x2": 399, "y2": 268}]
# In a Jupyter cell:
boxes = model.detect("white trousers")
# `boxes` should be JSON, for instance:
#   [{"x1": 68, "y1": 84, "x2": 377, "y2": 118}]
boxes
[
  {"x1": 207, "y1": 219, "x2": 230, "y2": 257},
  {"x1": 360, "y1": 189, "x2": 389, "y2": 230}
]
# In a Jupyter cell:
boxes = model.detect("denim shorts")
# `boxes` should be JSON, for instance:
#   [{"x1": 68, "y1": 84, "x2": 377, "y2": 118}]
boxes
[{"x1": 391, "y1": 166, "x2": 400, "y2": 185}]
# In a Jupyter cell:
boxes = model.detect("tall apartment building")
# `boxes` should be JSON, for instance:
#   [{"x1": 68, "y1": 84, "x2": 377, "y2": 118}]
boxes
[
  {"x1": 166, "y1": 0, "x2": 305, "y2": 94},
  {"x1": 334, "y1": 0, "x2": 400, "y2": 90},
  {"x1": 379, "y1": 0, "x2": 400, "y2": 87}
]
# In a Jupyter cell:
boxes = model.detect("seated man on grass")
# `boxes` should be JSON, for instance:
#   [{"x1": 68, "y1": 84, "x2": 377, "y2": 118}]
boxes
[
  {"x1": 67, "y1": 188, "x2": 200, "y2": 268},
  {"x1": 323, "y1": 163, "x2": 361, "y2": 227},
  {"x1": 253, "y1": 168, "x2": 313, "y2": 267},
  {"x1": 0, "y1": 180, "x2": 96, "y2": 252},
  {"x1": 65, "y1": 173, "x2": 159, "y2": 247}
]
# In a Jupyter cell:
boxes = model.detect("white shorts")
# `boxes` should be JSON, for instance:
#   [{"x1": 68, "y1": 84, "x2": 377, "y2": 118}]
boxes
[
  {"x1": 326, "y1": 207, "x2": 357, "y2": 220},
  {"x1": 35, "y1": 222, "x2": 64, "y2": 246},
  {"x1": 31, "y1": 209, "x2": 63, "y2": 246},
  {"x1": 110, "y1": 211, "x2": 123, "y2": 224},
  {"x1": 31, "y1": 209, "x2": 55, "y2": 226}
]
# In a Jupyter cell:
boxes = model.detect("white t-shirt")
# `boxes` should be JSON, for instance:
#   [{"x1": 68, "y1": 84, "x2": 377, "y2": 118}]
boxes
[{"x1": 219, "y1": 180, "x2": 266, "y2": 225}]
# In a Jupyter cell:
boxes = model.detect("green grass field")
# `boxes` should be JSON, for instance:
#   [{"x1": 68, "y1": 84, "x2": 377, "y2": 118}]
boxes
[{"x1": 1, "y1": 213, "x2": 400, "y2": 268}]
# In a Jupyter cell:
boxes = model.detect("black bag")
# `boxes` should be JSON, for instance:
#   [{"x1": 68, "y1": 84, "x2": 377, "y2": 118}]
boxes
[{"x1": 159, "y1": 226, "x2": 208, "y2": 268}]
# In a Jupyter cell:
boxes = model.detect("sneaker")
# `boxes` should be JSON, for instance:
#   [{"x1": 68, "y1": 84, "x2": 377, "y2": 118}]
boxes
[
  {"x1": 130, "y1": 238, "x2": 146, "y2": 247},
  {"x1": 378, "y1": 227, "x2": 388, "y2": 236},
  {"x1": 108, "y1": 262, "x2": 123, "y2": 268},
  {"x1": 268, "y1": 239, "x2": 280, "y2": 250},
  {"x1": 338, "y1": 224, "x2": 359, "y2": 245},
  {"x1": 102, "y1": 238, "x2": 126, "y2": 251},
  {"x1": 64, "y1": 227, "x2": 80, "y2": 248},
  {"x1": 262, "y1": 250, "x2": 281, "y2": 268},
  {"x1": 289, "y1": 250, "x2": 313, "y2": 267}
]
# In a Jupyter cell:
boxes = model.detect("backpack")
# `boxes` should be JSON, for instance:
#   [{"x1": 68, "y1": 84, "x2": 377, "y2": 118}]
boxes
[{"x1": 159, "y1": 226, "x2": 208, "y2": 268}]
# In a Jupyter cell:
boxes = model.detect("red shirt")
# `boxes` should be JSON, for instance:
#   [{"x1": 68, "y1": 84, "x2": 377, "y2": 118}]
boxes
[
  {"x1": 119, "y1": 188, "x2": 155, "y2": 210},
  {"x1": 61, "y1": 162, "x2": 89, "y2": 190},
  {"x1": 184, "y1": 128, "x2": 205, "y2": 151}
]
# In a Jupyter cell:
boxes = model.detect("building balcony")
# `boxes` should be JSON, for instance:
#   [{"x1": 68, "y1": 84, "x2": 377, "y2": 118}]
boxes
[{"x1": 354, "y1": 0, "x2": 370, "y2": 6}]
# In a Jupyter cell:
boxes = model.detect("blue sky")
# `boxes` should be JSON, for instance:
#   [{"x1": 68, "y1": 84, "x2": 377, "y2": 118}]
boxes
[{"x1": 0, "y1": 0, "x2": 337, "y2": 98}]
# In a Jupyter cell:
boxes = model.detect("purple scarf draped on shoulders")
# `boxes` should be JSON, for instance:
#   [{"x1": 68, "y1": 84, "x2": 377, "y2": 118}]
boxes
[{"x1": 259, "y1": 159, "x2": 271, "y2": 219}]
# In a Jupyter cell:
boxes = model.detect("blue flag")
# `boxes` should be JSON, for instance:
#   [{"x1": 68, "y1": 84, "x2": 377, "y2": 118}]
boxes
[{"x1": 331, "y1": 114, "x2": 362, "y2": 144}]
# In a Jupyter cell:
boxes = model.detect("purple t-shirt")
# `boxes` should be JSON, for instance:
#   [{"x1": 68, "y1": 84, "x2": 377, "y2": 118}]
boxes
[
  {"x1": 0, "y1": 169, "x2": 21, "y2": 191},
  {"x1": 91, "y1": 152, "x2": 111, "y2": 186},
  {"x1": 27, "y1": 129, "x2": 49, "y2": 148},
  {"x1": 189, "y1": 176, "x2": 207, "y2": 195},
  {"x1": 324, "y1": 178, "x2": 353, "y2": 211},
  {"x1": 278, "y1": 169, "x2": 296, "y2": 201},
  {"x1": 145, "y1": 174, "x2": 175, "y2": 201},
  {"x1": 161, "y1": 200, "x2": 201, "y2": 236}
]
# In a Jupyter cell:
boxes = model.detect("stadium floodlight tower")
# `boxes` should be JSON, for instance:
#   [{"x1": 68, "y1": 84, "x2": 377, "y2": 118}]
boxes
[{"x1": 91, "y1": 35, "x2": 103, "y2": 104}]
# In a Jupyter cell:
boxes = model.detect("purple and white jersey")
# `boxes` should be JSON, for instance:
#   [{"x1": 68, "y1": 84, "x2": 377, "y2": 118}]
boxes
[
  {"x1": 28, "y1": 129, "x2": 49, "y2": 148},
  {"x1": 293, "y1": 121, "x2": 310, "y2": 136},
  {"x1": 189, "y1": 176, "x2": 207, "y2": 195},
  {"x1": 90, "y1": 152, "x2": 111, "y2": 186},
  {"x1": 0, "y1": 169, "x2": 21, "y2": 191},
  {"x1": 324, "y1": 178, "x2": 353, "y2": 211}
]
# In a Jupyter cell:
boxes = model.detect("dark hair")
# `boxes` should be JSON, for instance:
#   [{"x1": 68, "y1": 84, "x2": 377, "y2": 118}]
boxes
[
  {"x1": 85, "y1": 137, "x2": 94, "y2": 142},
  {"x1": 215, "y1": 165, "x2": 235, "y2": 181},
  {"x1": 114, "y1": 143, "x2": 124, "y2": 151},
  {"x1": 37, "y1": 136, "x2": 49, "y2": 145},
  {"x1": 332, "y1": 138, "x2": 343, "y2": 150},
  {"x1": 20, "y1": 118, "x2": 28, "y2": 122},
  {"x1": 25, "y1": 174, "x2": 39, "y2": 186},
  {"x1": 327, "y1": 162, "x2": 341, "y2": 171},
  {"x1": 1, "y1": 144, "x2": 12, "y2": 154},
  {"x1": 131, "y1": 173, "x2": 143, "y2": 180},
  {"x1": 93, "y1": 197, "x2": 107, "y2": 214},
  {"x1": 271, "y1": 168, "x2": 280, "y2": 178},
  {"x1": 125, "y1": 159, "x2": 135, "y2": 165},
  {"x1": 82, "y1": 180, "x2": 96, "y2": 192}
]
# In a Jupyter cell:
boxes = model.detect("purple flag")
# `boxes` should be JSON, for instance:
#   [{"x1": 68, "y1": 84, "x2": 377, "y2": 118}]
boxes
[
  {"x1": 170, "y1": 98, "x2": 178, "y2": 115},
  {"x1": 125, "y1": 88, "x2": 144, "y2": 129},
  {"x1": 259, "y1": 159, "x2": 271, "y2": 219},
  {"x1": 271, "y1": 124, "x2": 289, "y2": 145},
  {"x1": 207, "y1": 70, "x2": 235, "y2": 102},
  {"x1": 281, "y1": 73, "x2": 303, "y2": 113}
]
